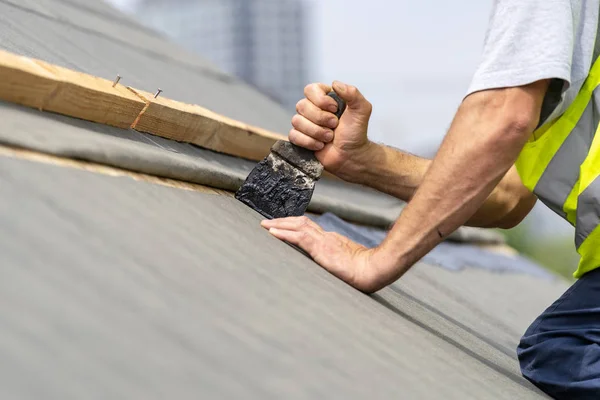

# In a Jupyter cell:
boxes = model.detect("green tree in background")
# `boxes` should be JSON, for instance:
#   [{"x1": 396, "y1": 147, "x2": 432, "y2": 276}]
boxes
[{"x1": 502, "y1": 220, "x2": 578, "y2": 281}]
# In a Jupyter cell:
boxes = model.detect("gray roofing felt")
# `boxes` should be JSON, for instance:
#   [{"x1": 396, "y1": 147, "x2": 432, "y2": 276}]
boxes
[
  {"x1": 0, "y1": 0, "x2": 572, "y2": 397},
  {"x1": 0, "y1": 155, "x2": 562, "y2": 399},
  {"x1": 0, "y1": 90, "x2": 549, "y2": 277},
  {"x1": 0, "y1": 101, "x2": 406, "y2": 228},
  {"x1": 0, "y1": 99, "x2": 504, "y2": 244}
]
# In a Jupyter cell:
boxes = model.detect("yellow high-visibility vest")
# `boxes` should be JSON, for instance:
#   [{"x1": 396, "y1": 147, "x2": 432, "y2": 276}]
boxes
[{"x1": 516, "y1": 57, "x2": 600, "y2": 278}]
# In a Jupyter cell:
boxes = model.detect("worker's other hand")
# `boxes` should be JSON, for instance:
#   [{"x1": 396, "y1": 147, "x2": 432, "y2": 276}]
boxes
[
  {"x1": 290, "y1": 81, "x2": 373, "y2": 180},
  {"x1": 261, "y1": 216, "x2": 386, "y2": 293}
]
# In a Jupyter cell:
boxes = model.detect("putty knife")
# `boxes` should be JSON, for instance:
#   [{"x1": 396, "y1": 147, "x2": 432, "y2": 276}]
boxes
[{"x1": 235, "y1": 92, "x2": 346, "y2": 219}]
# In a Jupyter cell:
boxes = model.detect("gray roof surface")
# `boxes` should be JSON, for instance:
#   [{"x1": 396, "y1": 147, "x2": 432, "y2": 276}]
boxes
[
  {"x1": 0, "y1": 0, "x2": 571, "y2": 398},
  {"x1": 0, "y1": 100, "x2": 407, "y2": 229},
  {"x1": 0, "y1": 155, "x2": 562, "y2": 399},
  {"x1": 0, "y1": 99, "x2": 507, "y2": 242}
]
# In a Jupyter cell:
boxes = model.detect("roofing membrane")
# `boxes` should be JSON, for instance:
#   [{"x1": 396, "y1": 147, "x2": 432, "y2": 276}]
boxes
[
  {"x1": 0, "y1": 99, "x2": 509, "y2": 240},
  {"x1": 0, "y1": 155, "x2": 558, "y2": 399}
]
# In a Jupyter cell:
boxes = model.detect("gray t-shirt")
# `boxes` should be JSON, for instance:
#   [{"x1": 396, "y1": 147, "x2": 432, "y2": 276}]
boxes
[{"x1": 467, "y1": 0, "x2": 600, "y2": 125}]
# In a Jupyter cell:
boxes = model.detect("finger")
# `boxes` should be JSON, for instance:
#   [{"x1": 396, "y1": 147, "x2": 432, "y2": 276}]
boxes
[
  {"x1": 331, "y1": 81, "x2": 372, "y2": 116},
  {"x1": 261, "y1": 216, "x2": 324, "y2": 233},
  {"x1": 296, "y1": 99, "x2": 338, "y2": 129},
  {"x1": 291, "y1": 114, "x2": 334, "y2": 143},
  {"x1": 304, "y1": 83, "x2": 338, "y2": 113},
  {"x1": 289, "y1": 129, "x2": 324, "y2": 151},
  {"x1": 268, "y1": 228, "x2": 317, "y2": 253}
]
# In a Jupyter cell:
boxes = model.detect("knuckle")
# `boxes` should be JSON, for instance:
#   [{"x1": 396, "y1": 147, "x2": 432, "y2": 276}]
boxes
[
  {"x1": 291, "y1": 114, "x2": 302, "y2": 128},
  {"x1": 304, "y1": 83, "x2": 315, "y2": 95},
  {"x1": 346, "y1": 85, "x2": 358, "y2": 97},
  {"x1": 299, "y1": 231, "x2": 310, "y2": 242}
]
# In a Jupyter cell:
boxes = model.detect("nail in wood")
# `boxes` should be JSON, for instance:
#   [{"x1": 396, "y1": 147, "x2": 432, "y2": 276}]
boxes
[
  {"x1": 112, "y1": 74, "x2": 121, "y2": 87},
  {"x1": 154, "y1": 89, "x2": 162, "y2": 99}
]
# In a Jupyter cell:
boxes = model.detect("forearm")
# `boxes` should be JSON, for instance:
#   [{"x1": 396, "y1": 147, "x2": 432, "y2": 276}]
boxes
[
  {"x1": 344, "y1": 141, "x2": 532, "y2": 228},
  {"x1": 365, "y1": 82, "x2": 548, "y2": 290},
  {"x1": 344, "y1": 142, "x2": 428, "y2": 200}
]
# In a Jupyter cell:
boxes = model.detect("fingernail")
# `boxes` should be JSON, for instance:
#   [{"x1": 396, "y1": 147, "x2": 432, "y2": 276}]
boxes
[
  {"x1": 315, "y1": 141, "x2": 325, "y2": 150},
  {"x1": 333, "y1": 81, "x2": 347, "y2": 93},
  {"x1": 323, "y1": 130, "x2": 334, "y2": 142},
  {"x1": 329, "y1": 104, "x2": 338, "y2": 113},
  {"x1": 328, "y1": 117, "x2": 338, "y2": 128},
  {"x1": 269, "y1": 228, "x2": 278, "y2": 234}
]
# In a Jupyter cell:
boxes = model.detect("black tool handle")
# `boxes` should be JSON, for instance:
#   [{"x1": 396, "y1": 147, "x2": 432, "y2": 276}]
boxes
[
  {"x1": 271, "y1": 91, "x2": 346, "y2": 179},
  {"x1": 327, "y1": 91, "x2": 347, "y2": 119}
]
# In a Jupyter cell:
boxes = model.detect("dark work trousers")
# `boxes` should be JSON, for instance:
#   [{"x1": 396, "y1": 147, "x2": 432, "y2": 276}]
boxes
[{"x1": 518, "y1": 267, "x2": 600, "y2": 399}]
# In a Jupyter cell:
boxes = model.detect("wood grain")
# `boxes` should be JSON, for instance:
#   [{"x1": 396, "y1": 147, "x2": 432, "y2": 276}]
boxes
[
  {"x1": 0, "y1": 49, "x2": 146, "y2": 129},
  {"x1": 129, "y1": 88, "x2": 286, "y2": 161},
  {"x1": 0, "y1": 49, "x2": 288, "y2": 162}
]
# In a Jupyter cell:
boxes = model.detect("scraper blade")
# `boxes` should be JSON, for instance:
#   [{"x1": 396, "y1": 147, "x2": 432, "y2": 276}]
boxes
[{"x1": 235, "y1": 92, "x2": 346, "y2": 218}]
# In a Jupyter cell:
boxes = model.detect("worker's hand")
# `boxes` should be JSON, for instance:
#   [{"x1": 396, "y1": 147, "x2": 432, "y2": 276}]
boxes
[
  {"x1": 261, "y1": 216, "x2": 389, "y2": 293},
  {"x1": 290, "y1": 81, "x2": 374, "y2": 180}
]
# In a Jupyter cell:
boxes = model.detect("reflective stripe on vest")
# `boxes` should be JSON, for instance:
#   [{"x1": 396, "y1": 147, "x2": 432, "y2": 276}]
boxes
[{"x1": 515, "y1": 56, "x2": 600, "y2": 278}]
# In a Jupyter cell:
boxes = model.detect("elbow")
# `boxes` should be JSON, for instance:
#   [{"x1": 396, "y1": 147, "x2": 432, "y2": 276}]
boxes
[
  {"x1": 465, "y1": 83, "x2": 547, "y2": 147},
  {"x1": 496, "y1": 108, "x2": 540, "y2": 145},
  {"x1": 483, "y1": 166, "x2": 537, "y2": 230},
  {"x1": 497, "y1": 212, "x2": 527, "y2": 230},
  {"x1": 496, "y1": 191, "x2": 537, "y2": 229}
]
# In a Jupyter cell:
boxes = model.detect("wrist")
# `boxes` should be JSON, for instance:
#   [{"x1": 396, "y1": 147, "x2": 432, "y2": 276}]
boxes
[
  {"x1": 358, "y1": 244, "x2": 408, "y2": 292},
  {"x1": 336, "y1": 141, "x2": 380, "y2": 183}
]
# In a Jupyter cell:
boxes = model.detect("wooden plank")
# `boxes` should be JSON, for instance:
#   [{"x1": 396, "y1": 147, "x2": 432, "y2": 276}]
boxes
[
  {"x1": 0, "y1": 50, "x2": 57, "y2": 110},
  {"x1": 0, "y1": 49, "x2": 146, "y2": 129},
  {"x1": 0, "y1": 49, "x2": 287, "y2": 161},
  {"x1": 129, "y1": 88, "x2": 286, "y2": 161}
]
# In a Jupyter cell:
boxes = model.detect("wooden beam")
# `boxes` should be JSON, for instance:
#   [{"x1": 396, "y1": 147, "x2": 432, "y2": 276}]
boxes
[
  {"x1": 0, "y1": 49, "x2": 147, "y2": 129},
  {"x1": 0, "y1": 50, "x2": 56, "y2": 110},
  {"x1": 0, "y1": 49, "x2": 288, "y2": 162},
  {"x1": 129, "y1": 88, "x2": 286, "y2": 161}
]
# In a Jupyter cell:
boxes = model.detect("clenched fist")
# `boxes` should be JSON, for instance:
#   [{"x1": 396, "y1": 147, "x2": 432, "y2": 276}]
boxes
[{"x1": 290, "y1": 81, "x2": 374, "y2": 181}]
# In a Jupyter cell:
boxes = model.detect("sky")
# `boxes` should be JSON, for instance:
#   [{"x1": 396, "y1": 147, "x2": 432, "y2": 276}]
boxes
[
  {"x1": 309, "y1": 0, "x2": 494, "y2": 154},
  {"x1": 106, "y1": 0, "x2": 139, "y2": 12}
]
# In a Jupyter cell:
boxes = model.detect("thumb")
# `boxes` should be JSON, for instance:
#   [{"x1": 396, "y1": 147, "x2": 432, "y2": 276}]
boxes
[{"x1": 331, "y1": 81, "x2": 372, "y2": 121}]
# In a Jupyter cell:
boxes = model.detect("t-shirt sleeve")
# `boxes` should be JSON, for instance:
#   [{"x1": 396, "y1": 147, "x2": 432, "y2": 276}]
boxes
[{"x1": 467, "y1": 0, "x2": 574, "y2": 96}]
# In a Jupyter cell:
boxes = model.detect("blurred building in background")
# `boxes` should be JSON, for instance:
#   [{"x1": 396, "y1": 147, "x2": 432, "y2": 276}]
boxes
[{"x1": 136, "y1": 0, "x2": 308, "y2": 110}]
